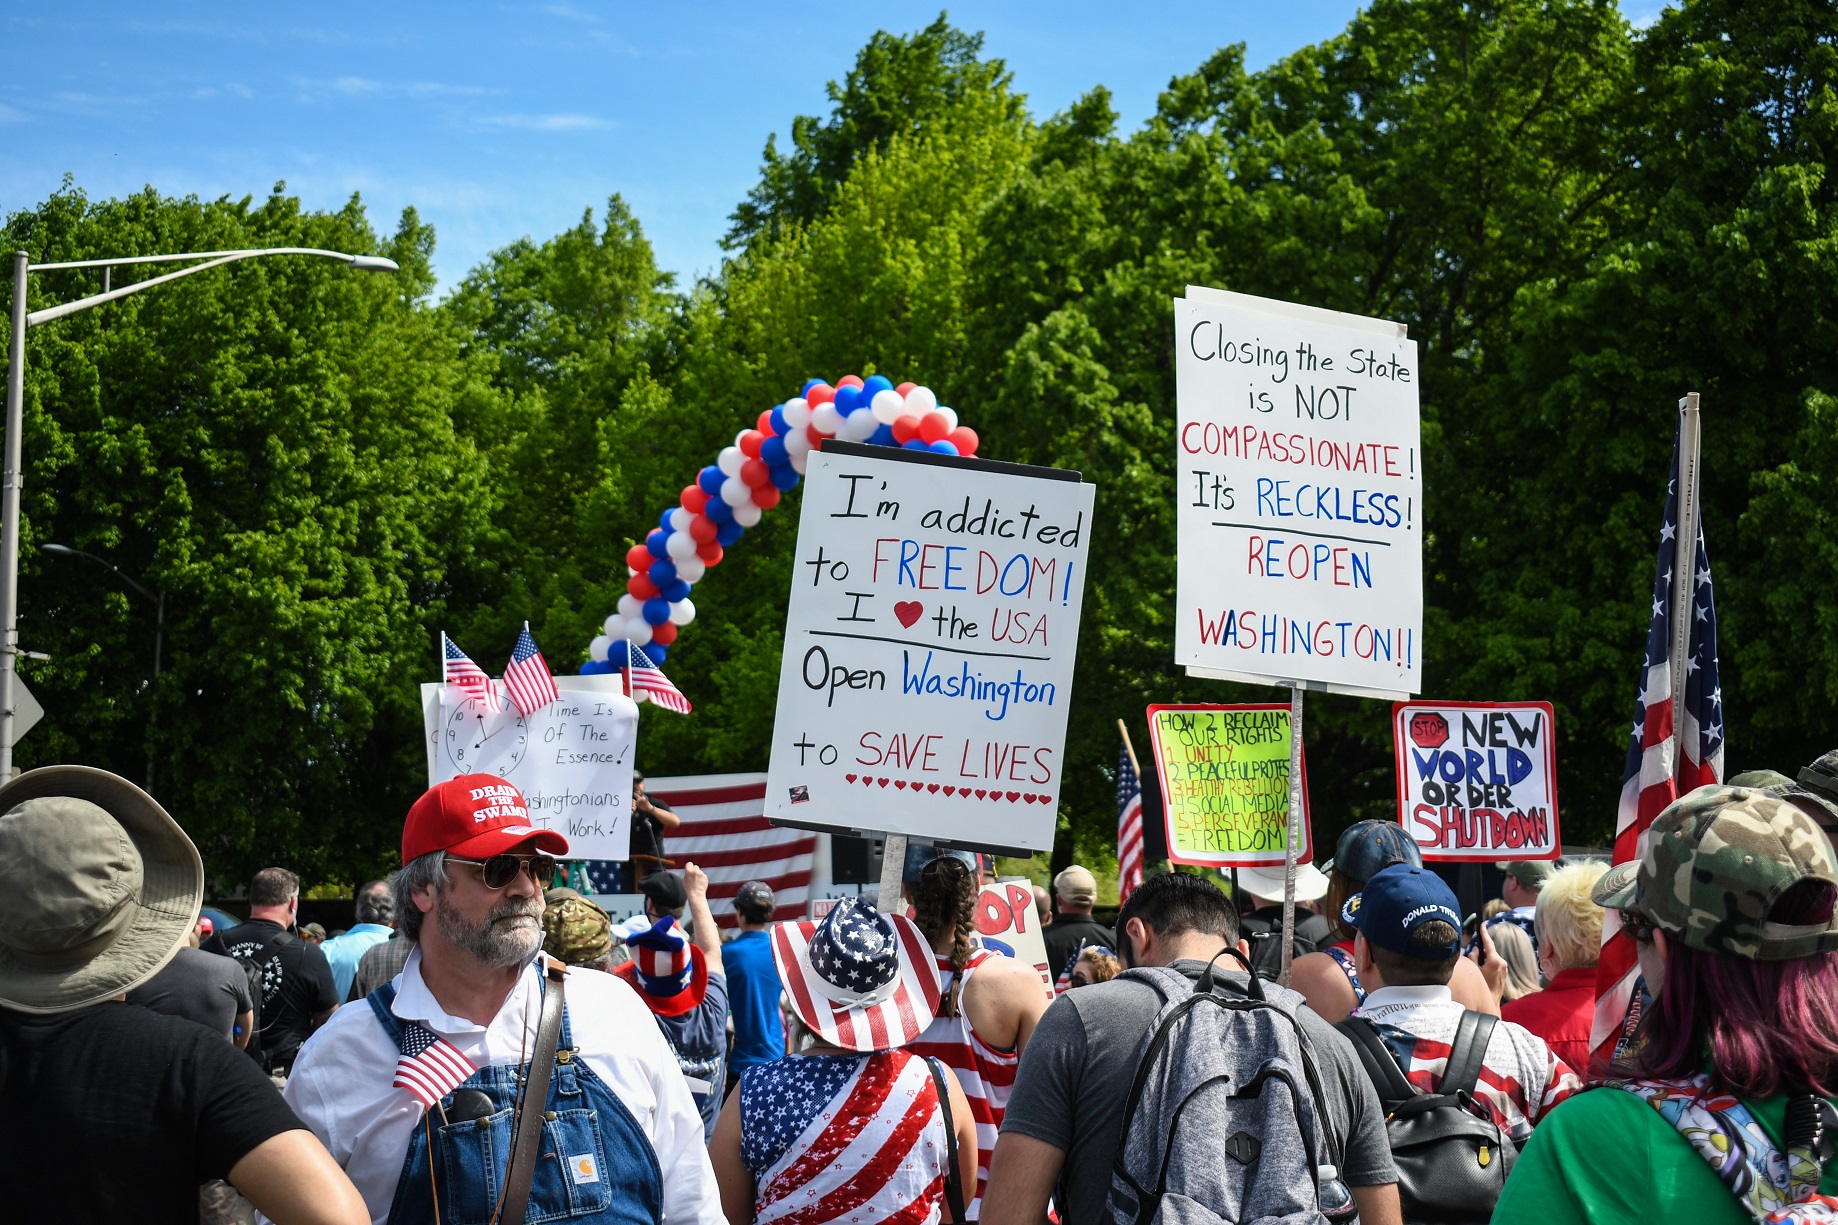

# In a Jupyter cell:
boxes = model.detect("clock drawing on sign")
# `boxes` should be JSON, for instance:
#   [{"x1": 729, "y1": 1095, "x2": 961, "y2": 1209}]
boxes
[{"x1": 444, "y1": 698, "x2": 530, "y2": 777}]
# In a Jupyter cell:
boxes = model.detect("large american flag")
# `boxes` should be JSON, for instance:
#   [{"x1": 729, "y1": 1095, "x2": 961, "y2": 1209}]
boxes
[
  {"x1": 502, "y1": 622, "x2": 559, "y2": 716},
  {"x1": 1118, "y1": 738, "x2": 1145, "y2": 904},
  {"x1": 622, "y1": 639, "x2": 692, "y2": 714},
  {"x1": 442, "y1": 633, "x2": 502, "y2": 711},
  {"x1": 1591, "y1": 426, "x2": 1724, "y2": 1066},
  {"x1": 393, "y1": 1021, "x2": 477, "y2": 1108}
]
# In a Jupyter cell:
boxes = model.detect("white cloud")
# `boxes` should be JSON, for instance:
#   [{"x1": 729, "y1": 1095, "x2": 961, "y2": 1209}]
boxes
[
  {"x1": 479, "y1": 113, "x2": 611, "y2": 131},
  {"x1": 0, "y1": 104, "x2": 24, "y2": 125}
]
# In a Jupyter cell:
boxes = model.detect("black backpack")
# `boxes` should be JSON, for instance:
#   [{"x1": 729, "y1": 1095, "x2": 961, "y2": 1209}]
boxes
[
  {"x1": 1334, "y1": 1012, "x2": 1516, "y2": 1225},
  {"x1": 227, "y1": 930, "x2": 291, "y2": 1069},
  {"x1": 1240, "y1": 911, "x2": 1327, "y2": 981}
]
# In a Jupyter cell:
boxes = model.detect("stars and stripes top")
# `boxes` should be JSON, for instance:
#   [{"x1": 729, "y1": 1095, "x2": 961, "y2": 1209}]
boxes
[
  {"x1": 442, "y1": 633, "x2": 502, "y2": 712},
  {"x1": 502, "y1": 621, "x2": 559, "y2": 716},
  {"x1": 1117, "y1": 741, "x2": 1145, "y2": 905},
  {"x1": 738, "y1": 1049, "x2": 952, "y2": 1225},
  {"x1": 1351, "y1": 989, "x2": 1581, "y2": 1144},
  {"x1": 904, "y1": 949, "x2": 1020, "y2": 1220},
  {"x1": 391, "y1": 1020, "x2": 477, "y2": 1108}
]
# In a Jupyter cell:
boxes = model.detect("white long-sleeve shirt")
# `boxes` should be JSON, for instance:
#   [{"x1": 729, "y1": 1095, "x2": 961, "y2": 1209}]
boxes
[{"x1": 281, "y1": 947, "x2": 724, "y2": 1225}]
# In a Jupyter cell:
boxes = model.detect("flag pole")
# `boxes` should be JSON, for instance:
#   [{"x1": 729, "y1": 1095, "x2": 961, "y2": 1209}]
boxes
[
  {"x1": 1280, "y1": 684, "x2": 1304, "y2": 988},
  {"x1": 1667, "y1": 393, "x2": 1702, "y2": 786},
  {"x1": 1116, "y1": 718, "x2": 1141, "y2": 777}
]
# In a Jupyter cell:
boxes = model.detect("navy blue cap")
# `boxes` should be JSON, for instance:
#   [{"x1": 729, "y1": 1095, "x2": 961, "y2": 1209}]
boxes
[
  {"x1": 902, "y1": 842, "x2": 976, "y2": 885},
  {"x1": 1333, "y1": 820, "x2": 1423, "y2": 884},
  {"x1": 1340, "y1": 865, "x2": 1462, "y2": 958}
]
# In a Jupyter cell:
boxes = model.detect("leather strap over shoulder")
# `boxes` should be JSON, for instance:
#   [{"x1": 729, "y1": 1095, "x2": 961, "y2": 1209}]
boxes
[
  {"x1": 1441, "y1": 1011, "x2": 1497, "y2": 1099},
  {"x1": 1335, "y1": 1015, "x2": 1419, "y2": 1109},
  {"x1": 499, "y1": 959, "x2": 568, "y2": 1225},
  {"x1": 923, "y1": 1056, "x2": 968, "y2": 1224}
]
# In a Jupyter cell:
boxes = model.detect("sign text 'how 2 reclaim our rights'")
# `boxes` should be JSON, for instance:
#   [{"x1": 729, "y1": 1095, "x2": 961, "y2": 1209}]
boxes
[
  {"x1": 1174, "y1": 287, "x2": 1423, "y2": 699},
  {"x1": 1146, "y1": 703, "x2": 1313, "y2": 869},
  {"x1": 764, "y1": 443, "x2": 1095, "y2": 854}
]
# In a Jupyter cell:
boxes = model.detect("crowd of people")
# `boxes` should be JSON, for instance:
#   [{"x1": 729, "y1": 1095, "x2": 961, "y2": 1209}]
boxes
[{"x1": 2, "y1": 749, "x2": 1837, "y2": 1224}]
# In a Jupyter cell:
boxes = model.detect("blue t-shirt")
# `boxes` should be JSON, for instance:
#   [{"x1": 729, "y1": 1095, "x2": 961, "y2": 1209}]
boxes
[
  {"x1": 653, "y1": 971, "x2": 729, "y2": 1139},
  {"x1": 725, "y1": 929, "x2": 786, "y2": 1074}
]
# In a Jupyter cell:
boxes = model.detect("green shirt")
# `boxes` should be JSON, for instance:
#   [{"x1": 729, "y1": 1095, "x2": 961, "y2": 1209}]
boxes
[{"x1": 1494, "y1": 1085, "x2": 1838, "y2": 1225}]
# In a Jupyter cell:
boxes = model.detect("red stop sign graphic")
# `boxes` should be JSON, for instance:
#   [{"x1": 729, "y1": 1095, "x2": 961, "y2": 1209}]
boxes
[{"x1": 1410, "y1": 711, "x2": 1450, "y2": 750}]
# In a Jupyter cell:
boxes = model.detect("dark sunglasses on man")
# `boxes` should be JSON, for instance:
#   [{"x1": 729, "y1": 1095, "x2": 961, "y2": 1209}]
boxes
[{"x1": 445, "y1": 852, "x2": 560, "y2": 890}]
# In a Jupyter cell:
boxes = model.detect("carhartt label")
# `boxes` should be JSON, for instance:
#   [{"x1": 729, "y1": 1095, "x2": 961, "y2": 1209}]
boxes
[{"x1": 570, "y1": 1154, "x2": 599, "y2": 1184}]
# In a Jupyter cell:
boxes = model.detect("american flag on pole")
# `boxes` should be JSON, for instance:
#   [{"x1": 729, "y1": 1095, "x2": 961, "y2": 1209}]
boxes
[
  {"x1": 1118, "y1": 739, "x2": 1145, "y2": 905},
  {"x1": 1591, "y1": 423, "x2": 1723, "y2": 1067},
  {"x1": 502, "y1": 622, "x2": 559, "y2": 716},
  {"x1": 442, "y1": 633, "x2": 502, "y2": 712},
  {"x1": 392, "y1": 1021, "x2": 477, "y2": 1108},
  {"x1": 621, "y1": 640, "x2": 692, "y2": 714}
]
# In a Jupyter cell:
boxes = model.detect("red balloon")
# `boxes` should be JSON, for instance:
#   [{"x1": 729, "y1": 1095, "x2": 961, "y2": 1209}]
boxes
[
  {"x1": 806, "y1": 424, "x2": 826, "y2": 446},
  {"x1": 740, "y1": 457, "x2": 771, "y2": 487},
  {"x1": 680, "y1": 485, "x2": 710, "y2": 515},
  {"x1": 806, "y1": 384, "x2": 835, "y2": 406},
  {"x1": 625, "y1": 544, "x2": 652, "y2": 573},
  {"x1": 837, "y1": 374, "x2": 865, "y2": 389},
  {"x1": 698, "y1": 542, "x2": 724, "y2": 566},
  {"x1": 757, "y1": 410, "x2": 776, "y2": 435},
  {"x1": 918, "y1": 412, "x2": 950, "y2": 445},
  {"x1": 687, "y1": 515, "x2": 718, "y2": 544},
  {"x1": 753, "y1": 484, "x2": 782, "y2": 510},
  {"x1": 628, "y1": 573, "x2": 660, "y2": 600},
  {"x1": 946, "y1": 425, "x2": 979, "y2": 457},
  {"x1": 892, "y1": 415, "x2": 921, "y2": 444},
  {"x1": 895, "y1": 382, "x2": 916, "y2": 396},
  {"x1": 650, "y1": 620, "x2": 678, "y2": 646},
  {"x1": 738, "y1": 429, "x2": 765, "y2": 458}
]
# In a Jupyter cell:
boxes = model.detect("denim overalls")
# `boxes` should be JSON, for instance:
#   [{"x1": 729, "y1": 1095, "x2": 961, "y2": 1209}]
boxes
[{"x1": 367, "y1": 982, "x2": 664, "y2": 1225}]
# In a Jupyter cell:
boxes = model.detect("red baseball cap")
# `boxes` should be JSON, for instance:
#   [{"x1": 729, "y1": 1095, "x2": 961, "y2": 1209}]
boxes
[{"x1": 403, "y1": 775, "x2": 569, "y2": 862}]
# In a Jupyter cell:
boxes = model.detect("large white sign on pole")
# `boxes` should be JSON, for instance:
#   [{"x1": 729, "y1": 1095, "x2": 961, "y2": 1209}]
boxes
[
  {"x1": 1174, "y1": 286, "x2": 1423, "y2": 700},
  {"x1": 421, "y1": 674, "x2": 639, "y2": 860},
  {"x1": 764, "y1": 443, "x2": 1095, "y2": 854}
]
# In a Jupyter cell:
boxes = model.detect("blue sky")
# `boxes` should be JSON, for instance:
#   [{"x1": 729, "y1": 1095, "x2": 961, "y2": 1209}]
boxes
[{"x1": 1, "y1": 3, "x2": 1663, "y2": 295}]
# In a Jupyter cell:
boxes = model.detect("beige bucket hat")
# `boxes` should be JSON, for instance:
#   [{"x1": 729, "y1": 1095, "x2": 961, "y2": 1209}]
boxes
[{"x1": 0, "y1": 766, "x2": 203, "y2": 1014}]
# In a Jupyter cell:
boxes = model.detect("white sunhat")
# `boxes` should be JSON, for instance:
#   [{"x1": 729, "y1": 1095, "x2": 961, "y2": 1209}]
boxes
[{"x1": 1235, "y1": 861, "x2": 1330, "y2": 904}]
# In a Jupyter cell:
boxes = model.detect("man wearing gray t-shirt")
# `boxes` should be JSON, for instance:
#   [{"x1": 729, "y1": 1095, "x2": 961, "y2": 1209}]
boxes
[
  {"x1": 985, "y1": 872, "x2": 1402, "y2": 1225},
  {"x1": 127, "y1": 944, "x2": 254, "y2": 1047}
]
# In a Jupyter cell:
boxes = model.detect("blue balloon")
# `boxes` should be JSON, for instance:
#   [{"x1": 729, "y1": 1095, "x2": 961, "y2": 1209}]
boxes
[
  {"x1": 770, "y1": 465, "x2": 801, "y2": 491},
  {"x1": 698, "y1": 465, "x2": 724, "y2": 495},
  {"x1": 760, "y1": 435, "x2": 789, "y2": 465},
  {"x1": 646, "y1": 529, "x2": 670, "y2": 558},
  {"x1": 862, "y1": 374, "x2": 894, "y2": 396},
  {"x1": 870, "y1": 424, "x2": 896, "y2": 446},
  {"x1": 647, "y1": 559, "x2": 677, "y2": 587},
  {"x1": 902, "y1": 439, "x2": 930, "y2": 450},
  {"x1": 929, "y1": 440, "x2": 960, "y2": 456},
  {"x1": 642, "y1": 597, "x2": 671, "y2": 626},
  {"x1": 716, "y1": 520, "x2": 745, "y2": 546},
  {"x1": 705, "y1": 498, "x2": 734, "y2": 524},
  {"x1": 659, "y1": 508, "x2": 676, "y2": 531},
  {"x1": 641, "y1": 642, "x2": 667, "y2": 664},
  {"x1": 579, "y1": 659, "x2": 612, "y2": 676},
  {"x1": 833, "y1": 385, "x2": 863, "y2": 414},
  {"x1": 769, "y1": 406, "x2": 789, "y2": 435},
  {"x1": 661, "y1": 578, "x2": 691, "y2": 602},
  {"x1": 799, "y1": 379, "x2": 824, "y2": 397}
]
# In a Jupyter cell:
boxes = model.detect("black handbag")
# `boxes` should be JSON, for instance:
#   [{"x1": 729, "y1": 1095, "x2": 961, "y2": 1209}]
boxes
[{"x1": 1336, "y1": 1011, "x2": 1517, "y2": 1225}]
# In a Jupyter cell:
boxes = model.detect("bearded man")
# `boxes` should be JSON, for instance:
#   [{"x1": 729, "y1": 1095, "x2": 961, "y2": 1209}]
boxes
[{"x1": 281, "y1": 775, "x2": 722, "y2": 1224}]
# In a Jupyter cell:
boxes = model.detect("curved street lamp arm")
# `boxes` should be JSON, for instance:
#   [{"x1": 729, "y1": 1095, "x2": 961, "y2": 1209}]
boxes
[
  {"x1": 40, "y1": 543, "x2": 156, "y2": 602},
  {"x1": 24, "y1": 247, "x2": 399, "y2": 327}
]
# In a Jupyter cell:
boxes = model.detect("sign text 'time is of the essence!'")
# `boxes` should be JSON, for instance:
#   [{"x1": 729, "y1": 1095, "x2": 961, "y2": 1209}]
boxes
[
  {"x1": 1174, "y1": 287, "x2": 1423, "y2": 700},
  {"x1": 764, "y1": 444, "x2": 1094, "y2": 853}
]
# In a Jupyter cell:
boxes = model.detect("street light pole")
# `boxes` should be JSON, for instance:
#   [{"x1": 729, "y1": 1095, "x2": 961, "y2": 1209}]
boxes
[{"x1": 0, "y1": 245, "x2": 398, "y2": 778}]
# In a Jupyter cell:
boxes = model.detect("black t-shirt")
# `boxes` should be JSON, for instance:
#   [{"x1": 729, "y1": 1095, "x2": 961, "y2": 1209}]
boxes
[
  {"x1": 1043, "y1": 913, "x2": 1117, "y2": 980},
  {"x1": 203, "y1": 918, "x2": 339, "y2": 1063},
  {"x1": 629, "y1": 797, "x2": 675, "y2": 862},
  {"x1": 0, "y1": 1002, "x2": 304, "y2": 1223}
]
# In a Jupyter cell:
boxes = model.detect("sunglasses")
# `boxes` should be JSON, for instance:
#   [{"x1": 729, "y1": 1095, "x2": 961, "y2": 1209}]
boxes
[
  {"x1": 445, "y1": 853, "x2": 559, "y2": 891},
  {"x1": 1620, "y1": 909, "x2": 1657, "y2": 945}
]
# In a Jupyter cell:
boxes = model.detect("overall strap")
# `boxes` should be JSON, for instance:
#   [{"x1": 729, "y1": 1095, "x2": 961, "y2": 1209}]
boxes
[
  {"x1": 365, "y1": 983, "x2": 407, "y2": 1047},
  {"x1": 500, "y1": 958, "x2": 568, "y2": 1225},
  {"x1": 1441, "y1": 1012, "x2": 1498, "y2": 1099}
]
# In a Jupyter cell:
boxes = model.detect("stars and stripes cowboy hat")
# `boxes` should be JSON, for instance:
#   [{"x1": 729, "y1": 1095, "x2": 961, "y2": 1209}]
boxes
[
  {"x1": 613, "y1": 914, "x2": 708, "y2": 1017},
  {"x1": 770, "y1": 896, "x2": 941, "y2": 1052}
]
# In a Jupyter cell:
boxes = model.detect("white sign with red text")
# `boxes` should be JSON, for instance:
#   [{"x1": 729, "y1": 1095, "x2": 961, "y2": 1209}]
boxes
[{"x1": 975, "y1": 881, "x2": 1055, "y2": 996}]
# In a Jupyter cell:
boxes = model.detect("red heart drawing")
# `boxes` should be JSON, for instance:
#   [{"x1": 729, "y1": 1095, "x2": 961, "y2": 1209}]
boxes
[
  {"x1": 894, "y1": 780, "x2": 907, "y2": 790},
  {"x1": 845, "y1": 774, "x2": 857, "y2": 783},
  {"x1": 860, "y1": 776, "x2": 873, "y2": 786},
  {"x1": 974, "y1": 789, "x2": 988, "y2": 799},
  {"x1": 927, "y1": 783, "x2": 941, "y2": 793},
  {"x1": 987, "y1": 792, "x2": 1002, "y2": 803},
  {"x1": 877, "y1": 777, "x2": 890, "y2": 788},
  {"x1": 1005, "y1": 791, "x2": 1022, "y2": 803},
  {"x1": 943, "y1": 786, "x2": 956, "y2": 796},
  {"x1": 894, "y1": 601, "x2": 924, "y2": 628},
  {"x1": 1022, "y1": 793, "x2": 1038, "y2": 804}
]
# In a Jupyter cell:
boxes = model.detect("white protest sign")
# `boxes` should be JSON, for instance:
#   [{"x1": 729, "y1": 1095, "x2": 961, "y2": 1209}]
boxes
[
  {"x1": 421, "y1": 674, "x2": 639, "y2": 860},
  {"x1": 1174, "y1": 286, "x2": 1423, "y2": 699},
  {"x1": 974, "y1": 881, "x2": 1055, "y2": 996},
  {"x1": 764, "y1": 443, "x2": 1095, "y2": 853},
  {"x1": 1393, "y1": 700, "x2": 1561, "y2": 861}
]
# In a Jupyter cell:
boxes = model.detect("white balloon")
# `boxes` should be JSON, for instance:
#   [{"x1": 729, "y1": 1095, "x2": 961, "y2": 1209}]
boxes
[
  {"x1": 904, "y1": 385, "x2": 938, "y2": 415},
  {"x1": 627, "y1": 620, "x2": 654, "y2": 646},
  {"x1": 733, "y1": 502, "x2": 763, "y2": 527},
  {"x1": 782, "y1": 398, "x2": 812, "y2": 428},
  {"x1": 937, "y1": 406, "x2": 959, "y2": 431},
  {"x1": 669, "y1": 598, "x2": 696, "y2": 626},
  {"x1": 617, "y1": 595, "x2": 642, "y2": 618},
  {"x1": 668, "y1": 508, "x2": 690, "y2": 532},
  {"x1": 812, "y1": 402, "x2": 843, "y2": 435},
  {"x1": 589, "y1": 634, "x2": 613, "y2": 662},
  {"x1": 666, "y1": 530, "x2": 699, "y2": 560},
  {"x1": 674, "y1": 558, "x2": 706, "y2": 583},
  {"x1": 870, "y1": 389, "x2": 905, "y2": 425},
  {"x1": 721, "y1": 476, "x2": 753, "y2": 507},
  {"x1": 717, "y1": 446, "x2": 743, "y2": 476},
  {"x1": 843, "y1": 408, "x2": 879, "y2": 441},
  {"x1": 790, "y1": 451, "x2": 809, "y2": 475},
  {"x1": 784, "y1": 429, "x2": 812, "y2": 457},
  {"x1": 603, "y1": 613, "x2": 621, "y2": 636}
]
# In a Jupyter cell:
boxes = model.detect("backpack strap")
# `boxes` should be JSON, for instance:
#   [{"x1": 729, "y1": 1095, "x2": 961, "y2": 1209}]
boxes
[
  {"x1": 923, "y1": 1056, "x2": 968, "y2": 1224},
  {"x1": 1441, "y1": 1011, "x2": 1498, "y2": 1099},
  {"x1": 1334, "y1": 1016, "x2": 1419, "y2": 1109}
]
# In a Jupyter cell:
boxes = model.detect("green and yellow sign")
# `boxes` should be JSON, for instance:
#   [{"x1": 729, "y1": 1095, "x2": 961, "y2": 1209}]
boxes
[{"x1": 1146, "y1": 703, "x2": 1312, "y2": 867}]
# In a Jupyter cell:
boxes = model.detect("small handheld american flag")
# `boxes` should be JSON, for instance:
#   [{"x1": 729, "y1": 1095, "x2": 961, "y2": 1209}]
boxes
[
  {"x1": 502, "y1": 622, "x2": 559, "y2": 716},
  {"x1": 443, "y1": 633, "x2": 503, "y2": 712},
  {"x1": 621, "y1": 640, "x2": 693, "y2": 714},
  {"x1": 393, "y1": 1021, "x2": 477, "y2": 1108},
  {"x1": 1118, "y1": 738, "x2": 1145, "y2": 905}
]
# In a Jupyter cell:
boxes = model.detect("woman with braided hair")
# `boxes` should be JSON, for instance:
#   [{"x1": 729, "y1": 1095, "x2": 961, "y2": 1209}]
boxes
[{"x1": 903, "y1": 847, "x2": 1050, "y2": 1222}]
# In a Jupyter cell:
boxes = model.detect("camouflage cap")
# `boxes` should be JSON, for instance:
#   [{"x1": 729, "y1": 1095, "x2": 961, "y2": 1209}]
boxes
[
  {"x1": 1593, "y1": 784, "x2": 1838, "y2": 960},
  {"x1": 1728, "y1": 767, "x2": 1838, "y2": 832},
  {"x1": 542, "y1": 893, "x2": 613, "y2": 966},
  {"x1": 1801, "y1": 751, "x2": 1838, "y2": 804}
]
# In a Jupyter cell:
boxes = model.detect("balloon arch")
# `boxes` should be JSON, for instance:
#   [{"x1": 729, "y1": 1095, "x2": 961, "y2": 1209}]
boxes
[{"x1": 577, "y1": 373, "x2": 978, "y2": 674}]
